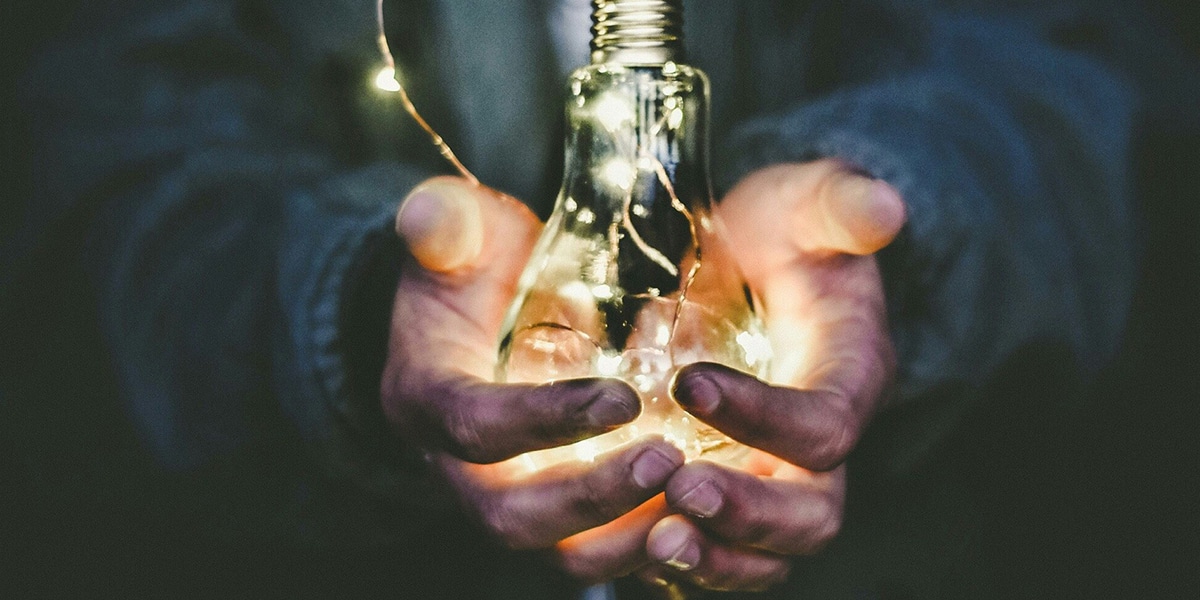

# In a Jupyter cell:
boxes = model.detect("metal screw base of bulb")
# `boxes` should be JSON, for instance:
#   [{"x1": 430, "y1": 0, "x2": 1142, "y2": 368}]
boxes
[{"x1": 591, "y1": 0, "x2": 685, "y2": 65}]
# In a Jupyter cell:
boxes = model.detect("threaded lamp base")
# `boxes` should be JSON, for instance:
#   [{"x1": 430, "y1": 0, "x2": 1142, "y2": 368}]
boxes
[{"x1": 591, "y1": 0, "x2": 684, "y2": 65}]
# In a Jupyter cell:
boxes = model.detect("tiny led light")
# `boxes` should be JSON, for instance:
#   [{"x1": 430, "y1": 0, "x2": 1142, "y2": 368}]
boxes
[
  {"x1": 736, "y1": 331, "x2": 773, "y2": 367},
  {"x1": 654, "y1": 323, "x2": 672, "y2": 347},
  {"x1": 576, "y1": 206, "x2": 596, "y2": 224},
  {"x1": 574, "y1": 438, "x2": 601, "y2": 463},
  {"x1": 593, "y1": 93, "x2": 634, "y2": 132},
  {"x1": 560, "y1": 281, "x2": 594, "y2": 303},
  {"x1": 595, "y1": 353, "x2": 623, "y2": 376},
  {"x1": 374, "y1": 65, "x2": 401, "y2": 92},
  {"x1": 667, "y1": 108, "x2": 684, "y2": 130},
  {"x1": 600, "y1": 159, "x2": 636, "y2": 191},
  {"x1": 591, "y1": 284, "x2": 615, "y2": 300}
]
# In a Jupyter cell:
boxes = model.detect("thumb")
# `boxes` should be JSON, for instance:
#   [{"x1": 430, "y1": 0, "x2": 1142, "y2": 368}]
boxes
[
  {"x1": 804, "y1": 165, "x2": 906, "y2": 255},
  {"x1": 395, "y1": 177, "x2": 486, "y2": 273}
]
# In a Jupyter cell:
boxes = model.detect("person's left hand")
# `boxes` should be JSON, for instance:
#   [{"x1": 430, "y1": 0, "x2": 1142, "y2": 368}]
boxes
[{"x1": 637, "y1": 160, "x2": 907, "y2": 593}]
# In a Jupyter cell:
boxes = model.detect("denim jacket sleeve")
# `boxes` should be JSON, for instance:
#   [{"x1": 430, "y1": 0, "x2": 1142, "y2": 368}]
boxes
[{"x1": 713, "y1": 1, "x2": 1137, "y2": 475}]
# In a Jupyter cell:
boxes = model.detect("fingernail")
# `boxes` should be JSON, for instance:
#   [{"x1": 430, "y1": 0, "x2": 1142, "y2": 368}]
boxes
[
  {"x1": 395, "y1": 181, "x2": 484, "y2": 272},
  {"x1": 631, "y1": 448, "x2": 681, "y2": 489},
  {"x1": 586, "y1": 391, "x2": 639, "y2": 429},
  {"x1": 651, "y1": 521, "x2": 700, "y2": 571},
  {"x1": 676, "y1": 373, "x2": 720, "y2": 416},
  {"x1": 676, "y1": 479, "x2": 723, "y2": 518}
]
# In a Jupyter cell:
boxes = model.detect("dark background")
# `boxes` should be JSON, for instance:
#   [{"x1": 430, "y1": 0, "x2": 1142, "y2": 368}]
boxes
[{"x1": 2, "y1": 1, "x2": 1197, "y2": 598}]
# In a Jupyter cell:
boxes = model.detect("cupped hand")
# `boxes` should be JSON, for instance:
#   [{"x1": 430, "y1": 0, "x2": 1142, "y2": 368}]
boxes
[
  {"x1": 639, "y1": 160, "x2": 906, "y2": 593},
  {"x1": 382, "y1": 177, "x2": 684, "y2": 582}
]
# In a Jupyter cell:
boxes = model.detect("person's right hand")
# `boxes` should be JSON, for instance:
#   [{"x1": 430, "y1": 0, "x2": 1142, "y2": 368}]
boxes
[{"x1": 381, "y1": 177, "x2": 686, "y2": 582}]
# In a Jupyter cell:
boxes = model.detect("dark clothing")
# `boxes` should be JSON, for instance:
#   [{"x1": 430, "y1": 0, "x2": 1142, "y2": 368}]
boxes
[{"x1": 3, "y1": 0, "x2": 1193, "y2": 597}]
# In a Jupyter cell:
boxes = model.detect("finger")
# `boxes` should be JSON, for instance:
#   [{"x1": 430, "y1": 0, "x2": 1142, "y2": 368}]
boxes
[
  {"x1": 753, "y1": 252, "x2": 895, "y2": 391},
  {"x1": 672, "y1": 363, "x2": 861, "y2": 471},
  {"x1": 395, "y1": 177, "x2": 486, "y2": 272},
  {"x1": 716, "y1": 161, "x2": 906, "y2": 262},
  {"x1": 646, "y1": 515, "x2": 791, "y2": 592},
  {"x1": 665, "y1": 460, "x2": 844, "y2": 555},
  {"x1": 553, "y1": 495, "x2": 671, "y2": 583},
  {"x1": 636, "y1": 566, "x2": 693, "y2": 599},
  {"x1": 439, "y1": 438, "x2": 684, "y2": 550},
  {"x1": 396, "y1": 177, "x2": 537, "y2": 273},
  {"x1": 807, "y1": 164, "x2": 906, "y2": 255},
  {"x1": 389, "y1": 177, "x2": 541, "y2": 379},
  {"x1": 391, "y1": 374, "x2": 641, "y2": 463}
]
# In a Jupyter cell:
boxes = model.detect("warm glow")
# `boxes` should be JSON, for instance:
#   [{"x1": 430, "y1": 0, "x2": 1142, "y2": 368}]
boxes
[
  {"x1": 593, "y1": 93, "x2": 634, "y2": 132},
  {"x1": 559, "y1": 281, "x2": 593, "y2": 303},
  {"x1": 667, "y1": 107, "x2": 684, "y2": 130},
  {"x1": 737, "y1": 331, "x2": 773, "y2": 367},
  {"x1": 574, "y1": 438, "x2": 602, "y2": 463},
  {"x1": 654, "y1": 323, "x2": 672, "y2": 347},
  {"x1": 591, "y1": 284, "x2": 615, "y2": 300},
  {"x1": 374, "y1": 65, "x2": 401, "y2": 92},
  {"x1": 600, "y1": 159, "x2": 636, "y2": 191},
  {"x1": 576, "y1": 206, "x2": 596, "y2": 224},
  {"x1": 596, "y1": 353, "x2": 623, "y2": 376}
]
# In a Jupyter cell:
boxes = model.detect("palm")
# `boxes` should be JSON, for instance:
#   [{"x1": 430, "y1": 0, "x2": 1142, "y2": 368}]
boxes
[{"x1": 637, "y1": 160, "x2": 905, "y2": 593}]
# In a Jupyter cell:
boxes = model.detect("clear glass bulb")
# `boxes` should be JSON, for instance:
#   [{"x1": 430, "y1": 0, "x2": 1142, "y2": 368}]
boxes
[{"x1": 496, "y1": 5, "x2": 769, "y2": 471}]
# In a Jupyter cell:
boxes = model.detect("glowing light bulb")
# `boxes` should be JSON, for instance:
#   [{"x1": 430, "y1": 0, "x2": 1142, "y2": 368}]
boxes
[{"x1": 497, "y1": 0, "x2": 768, "y2": 472}]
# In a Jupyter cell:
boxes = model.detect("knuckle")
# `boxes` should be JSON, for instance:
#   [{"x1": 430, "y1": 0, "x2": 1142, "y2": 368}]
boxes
[
  {"x1": 667, "y1": 461, "x2": 720, "y2": 499},
  {"x1": 443, "y1": 403, "x2": 493, "y2": 462},
  {"x1": 737, "y1": 501, "x2": 775, "y2": 546},
  {"x1": 761, "y1": 563, "x2": 793, "y2": 591},
  {"x1": 805, "y1": 497, "x2": 844, "y2": 553},
  {"x1": 574, "y1": 473, "x2": 624, "y2": 523},
  {"x1": 535, "y1": 392, "x2": 588, "y2": 441},
  {"x1": 806, "y1": 404, "x2": 857, "y2": 471},
  {"x1": 478, "y1": 496, "x2": 533, "y2": 550}
]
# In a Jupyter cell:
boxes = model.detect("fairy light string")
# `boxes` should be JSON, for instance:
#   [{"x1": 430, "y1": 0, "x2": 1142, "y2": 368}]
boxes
[
  {"x1": 374, "y1": 7, "x2": 741, "y2": 595},
  {"x1": 375, "y1": 0, "x2": 479, "y2": 186},
  {"x1": 375, "y1": 1, "x2": 706, "y2": 365}
]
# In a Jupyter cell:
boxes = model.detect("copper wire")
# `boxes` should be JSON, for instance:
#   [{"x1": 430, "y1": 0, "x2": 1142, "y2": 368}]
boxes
[{"x1": 377, "y1": 1, "x2": 479, "y2": 186}]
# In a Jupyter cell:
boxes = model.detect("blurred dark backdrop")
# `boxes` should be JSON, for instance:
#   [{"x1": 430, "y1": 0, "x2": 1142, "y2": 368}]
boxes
[{"x1": 2, "y1": 1, "x2": 1197, "y2": 598}]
